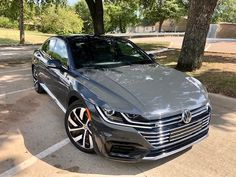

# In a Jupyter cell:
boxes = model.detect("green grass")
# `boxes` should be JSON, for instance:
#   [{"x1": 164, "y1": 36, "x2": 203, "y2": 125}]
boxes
[
  {"x1": 0, "y1": 28, "x2": 52, "y2": 45},
  {"x1": 0, "y1": 37, "x2": 19, "y2": 45},
  {"x1": 136, "y1": 42, "x2": 170, "y2": 51},
  {"x1": 156, "y1": 50, "x2": 236, "y2": 98}
]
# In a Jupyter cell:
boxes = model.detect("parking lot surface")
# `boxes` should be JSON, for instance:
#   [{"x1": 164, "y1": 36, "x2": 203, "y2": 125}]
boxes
[{"x1": 0, "y1": 63, "x2": 236, "y2": 177}]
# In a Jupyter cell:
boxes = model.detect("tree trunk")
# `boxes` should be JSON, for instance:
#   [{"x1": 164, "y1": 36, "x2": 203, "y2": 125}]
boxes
[
  {"x1": 85, "y1": 0, "x2": 105, "y2": 35},
  {"x1": 158, "y1": 19, "x2": 164, "y2": 32},
  {"x1": 118, "y1": 16, "x2": 126, "y2": 33},
  {"x1": 177, "y1": 0, "x2": 218, "y2": 71},
  {"x1": 19, "y1": 0, "x2": 25, "y2": 44}
]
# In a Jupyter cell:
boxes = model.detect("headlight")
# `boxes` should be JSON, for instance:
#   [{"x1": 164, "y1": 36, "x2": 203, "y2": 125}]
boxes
[
  {"x1": 95, "y1": 106, "x2": 141, "y2": 124},
  {"x1": 124, "y1": 113, "x2": 139, "y2": 119},
  {"x1": 103, "y1": 108, "x2": 115, "y2": 117},
  {"x1": 97, "y1": 107, "x2": 124, "y2": 123}
]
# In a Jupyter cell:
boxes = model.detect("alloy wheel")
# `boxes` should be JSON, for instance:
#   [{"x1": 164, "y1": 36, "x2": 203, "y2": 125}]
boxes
[{"x1": 67, "y1": 107, "x2": 93, "y2": 150}]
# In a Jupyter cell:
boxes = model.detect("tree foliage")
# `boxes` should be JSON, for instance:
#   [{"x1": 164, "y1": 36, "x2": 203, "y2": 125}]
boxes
[
  {"x1": 142, "y1": 0, "x2": 187, "y2": 31},
  {"x1": 75, "y1": 0, "x2": 93, "y2": 33},
  {"x1": 105, "y1": 0, "x2": 139, "y2": 33},
  {"x1": 212, "y1": 0, "x2": 236, "y2": 23},
  {"x1": 41, "y1": 6, "x2": 83, "y2": 34}
]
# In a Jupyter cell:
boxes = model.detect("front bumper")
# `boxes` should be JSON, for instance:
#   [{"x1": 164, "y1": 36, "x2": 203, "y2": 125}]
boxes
[{"x1": 87, "y1": 104, "x2": 211, "y2": 162}]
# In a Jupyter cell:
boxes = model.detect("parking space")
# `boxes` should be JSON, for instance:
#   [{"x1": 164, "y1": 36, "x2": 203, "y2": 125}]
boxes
[{"x1": 0, "y1": 63, "x2": 236, "y2": 177}]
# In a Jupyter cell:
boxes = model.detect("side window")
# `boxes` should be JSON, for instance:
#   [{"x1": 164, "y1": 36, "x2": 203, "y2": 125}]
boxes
[
  {"x1": 41, "y1": 39, "x2": 56, "y2": 59},
  {"x1": 118, "y1": 41, "x2": 138, "y2": 56},
  {"x1": 52, "y1": 39, "x2": 68, "y2": 67},
  {"x1": 42, "y1": 41, "x2": 49, "y2": 52},
  {"x1": 117, "y1": 41, "x2": 144, "y2": 60}
]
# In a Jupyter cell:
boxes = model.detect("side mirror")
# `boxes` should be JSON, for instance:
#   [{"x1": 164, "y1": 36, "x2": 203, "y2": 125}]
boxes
[
  {"x1": 46, "y1": 59, "x2": 62, "y2": 69},
  {"x1": 148, "y1": 53, "x2": 157, "y2": 59}
]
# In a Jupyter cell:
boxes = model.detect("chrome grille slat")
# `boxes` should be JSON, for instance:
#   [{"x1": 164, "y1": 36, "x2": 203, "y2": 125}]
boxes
[
  {"x1": 157, "y1": 119, "x2": 183, "y2": 127},
  {"x1": 157, "y1": 116, "x2": 182, "y2": 124},
  {"x1": 170, "y1": 126, "x2": 204, "y2": 142},
  {"x1": 125, "y1": 116, "x2": 183, "y2": 127},
  {"x1": 136, "y1": 104, "x2": 210, "y2": 149},
  {"x1": 138, "y1": 115, "x2": 209, "y2": 137},
  {"x1": 150, "y1": 139, "x2": 170, "y2": 145},
  {"x1": 142, "y1": 133, "x2": 170, "y2": 139},
  {"x1": 192, "y1": 109, "x2": 208, "y2": 118},
  {"x1": 155, "y1": 127, "x2": 209, "y2": 149},
  {"x1": 148, "y1": 136, "x2": 169, "y2": 142},
  {"x1": 124, "y1": 106, "x2": 208, "y2": 128},
  {"x1": 170, "y1": 120, "x2": 203, "y2": 134},
  {"x1": 191, "y1": 106, "x2": 207, "y2": 115},
  {"x1": 170, "y1": 125, "x2": 202, "y2": 140}
]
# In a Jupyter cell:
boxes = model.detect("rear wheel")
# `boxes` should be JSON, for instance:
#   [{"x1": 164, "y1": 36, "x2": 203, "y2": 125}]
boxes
[
  {"x1": 32, "y1": 66, "x2": 44, "y2": 94},
  {"x1": 65, "y1": 100, "x2": 95, "y2": 153}
]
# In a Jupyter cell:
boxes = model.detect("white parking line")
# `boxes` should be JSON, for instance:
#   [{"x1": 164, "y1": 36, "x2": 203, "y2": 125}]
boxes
[
  {"x1": 0, "y1": 68, "x2": 31, "y2": 74},
  {"x1": 0, "y1": 138, "x2": 70, "y2": 177},
  {"x1": 0, "y1": 87, "x2": 34, "y2": 97}
]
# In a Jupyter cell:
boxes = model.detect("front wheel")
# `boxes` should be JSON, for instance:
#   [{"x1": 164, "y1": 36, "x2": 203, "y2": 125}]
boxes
[{"x1": 65, "y1": 100, "x2": 95, "y2": 153}]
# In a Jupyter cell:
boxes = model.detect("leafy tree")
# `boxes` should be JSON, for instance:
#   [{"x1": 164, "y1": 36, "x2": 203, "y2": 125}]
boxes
[
  {"x1": 177, "y1": 0, "x2": 219, "y2": 71},
  {"x1": 212, "y1": 0, "x2": 236, "y2": 23},
  {"x1": 105, "y1": 0, "x2": 139, "y2": 33},
  {"x1": 0, "y1": 0, "x2": 68, "y2": 44},
  {"x1": 40, "y1": 6, "x2": 83, "y2": 34},
  {"x1": 142, "y1": 0, "x2": 186, "y2": 32},
  {"x1": 75, "y1": 0, "x2": 93, "y2": 34}
]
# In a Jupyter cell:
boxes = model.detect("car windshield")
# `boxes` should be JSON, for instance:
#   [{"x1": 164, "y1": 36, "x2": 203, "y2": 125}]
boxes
[{"x1": 69, "y1": 37, "x2": 154, "y2": 69}]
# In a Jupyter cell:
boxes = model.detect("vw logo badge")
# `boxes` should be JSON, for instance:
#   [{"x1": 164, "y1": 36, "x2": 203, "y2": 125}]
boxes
[{"x1": 182, "y1": 110, "x2": 192, "y2": 124}]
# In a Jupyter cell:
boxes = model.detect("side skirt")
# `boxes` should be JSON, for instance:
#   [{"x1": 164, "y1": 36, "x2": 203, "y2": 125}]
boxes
[{"x1": 40, "y1": 83, "x2": 66, "y2": 113}]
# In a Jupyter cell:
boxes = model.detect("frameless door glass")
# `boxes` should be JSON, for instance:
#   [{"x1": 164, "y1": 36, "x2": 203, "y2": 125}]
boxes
[{"x1": 52, "y1": 39, "x2": 68, "y2": 67}]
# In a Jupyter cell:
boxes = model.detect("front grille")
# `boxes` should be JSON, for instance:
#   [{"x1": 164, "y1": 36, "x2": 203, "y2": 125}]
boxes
[{"x1": 135, "y1": 105, "x2": 211, "y2": 149}]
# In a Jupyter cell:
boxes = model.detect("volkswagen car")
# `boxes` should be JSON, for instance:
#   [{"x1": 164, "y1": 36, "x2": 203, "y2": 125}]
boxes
[{"x1": 32, "y1": 35, "x2": 211, "y2": 162}]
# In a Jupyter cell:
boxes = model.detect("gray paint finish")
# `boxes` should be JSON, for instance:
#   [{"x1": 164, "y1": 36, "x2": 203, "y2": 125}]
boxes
[{"x1": 76, "y1": 64, "x2": 209, "y2": 120}]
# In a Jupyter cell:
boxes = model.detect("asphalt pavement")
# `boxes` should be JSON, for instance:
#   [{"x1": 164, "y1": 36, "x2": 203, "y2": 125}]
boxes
[{"x1": 0, "y1": 63, "x2": 236, "y2": 177}]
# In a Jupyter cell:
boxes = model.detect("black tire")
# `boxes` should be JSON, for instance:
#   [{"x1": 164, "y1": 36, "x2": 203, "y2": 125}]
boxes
[
  {"x1": 65, "y1": 100, "x2": 95, "y2": 153},
  {"x1": 32, "y1": 66, "x2": 44, "y2": 94}
]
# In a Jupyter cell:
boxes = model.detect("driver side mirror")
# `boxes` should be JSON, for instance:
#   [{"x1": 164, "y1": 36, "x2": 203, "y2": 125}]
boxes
[{"x1": 46, "y1": 59, "x2": 62, "y2": 69}]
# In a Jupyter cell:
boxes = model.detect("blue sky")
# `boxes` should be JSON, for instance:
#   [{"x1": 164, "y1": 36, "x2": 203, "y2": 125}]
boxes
[{"x1": 68, "y1": 0, "x2": 78, "y2": 5}]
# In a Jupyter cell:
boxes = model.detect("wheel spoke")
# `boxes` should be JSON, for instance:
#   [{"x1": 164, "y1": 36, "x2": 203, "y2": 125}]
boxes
[
  {"x1": 73, "y1": 134, "x2": 83, "y2": 142},
  {"x1": 73, "y1": 109, "x2": 84, "y2": 126},
  {"x1": 69, "y1": 127, "x2": 83, "y2": 132},
  {"x1": 82, "y1": 130, "x2": 87, "y2": 148},
  {"x1": 88, "y1": 134, "x2": 93, "y2": 149},
  {"x1": 68, "y1": 115, "x2": 78, "y2": 127},
  {"x1": 79, "y1": 108, "x2": 86, "y2": 120}
]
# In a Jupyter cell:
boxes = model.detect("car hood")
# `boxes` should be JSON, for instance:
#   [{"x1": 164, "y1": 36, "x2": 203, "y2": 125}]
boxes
[{"x1": 77, "y1": 64, "x2": 209, "y2": 119}]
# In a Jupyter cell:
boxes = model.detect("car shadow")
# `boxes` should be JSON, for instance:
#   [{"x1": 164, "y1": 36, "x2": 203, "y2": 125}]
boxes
[{"x1": 1, "y1": 90, "x2": 236, "y2": 176}]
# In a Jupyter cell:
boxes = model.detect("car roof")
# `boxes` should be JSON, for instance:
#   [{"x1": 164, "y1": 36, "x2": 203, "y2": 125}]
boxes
[{"x1": 52, "y1": 34, "x2": 126, "y2": 42}]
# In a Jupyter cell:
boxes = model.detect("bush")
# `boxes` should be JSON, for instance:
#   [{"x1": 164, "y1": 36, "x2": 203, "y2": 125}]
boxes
[
  {"x1": 40, "y1": 7, "x2": 83, "y2": 35},
  {"x1": 0, "y1": 16, "x2": 18, "y2": 29}
]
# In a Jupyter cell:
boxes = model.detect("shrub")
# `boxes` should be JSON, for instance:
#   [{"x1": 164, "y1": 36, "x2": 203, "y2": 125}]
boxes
[
  {"x1": 40, "y1": 7, "x2": 83, "y2": 35},
  {"x1": 0, "y1": 16, "x2": 18, "y2": 29}
]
